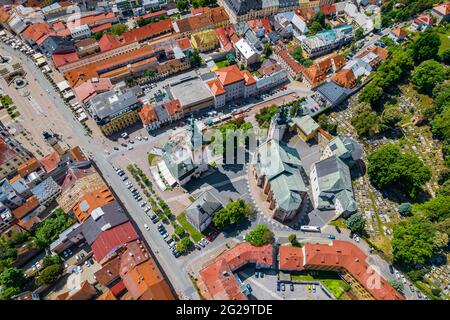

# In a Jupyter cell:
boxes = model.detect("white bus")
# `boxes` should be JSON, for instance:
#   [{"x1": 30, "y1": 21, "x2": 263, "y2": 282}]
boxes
[{"x1": 300, "y1": 226, "x2": 321, "y2": 233}]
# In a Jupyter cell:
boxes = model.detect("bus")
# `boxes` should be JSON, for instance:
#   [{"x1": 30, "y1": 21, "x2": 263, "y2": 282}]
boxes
[{"x1": 300, "y1": 226, "x2": 321, "y2": 233}]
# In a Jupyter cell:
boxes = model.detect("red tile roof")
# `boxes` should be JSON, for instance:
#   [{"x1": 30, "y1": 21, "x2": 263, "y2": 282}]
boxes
[
  {"x1": 73, "y1": 184, "x2": 115, "y2": 223},
  {"x1": 98, "y1": 33, "x2": 122, "y2": 52},
  {"x1": 52, "y1": 51, "x2": 79, "y2": 68},
  {"x1": 332, "y1": 68, "x2": 356, "y2": 88},
  {"x1": 391, "y1": 28, "x2": 407, "y2": 37},
  {"x1": 134, "y1": 10, "x2": 167, "y2": 21},
  {"x1": 110, "y1": 279, "x2": 127, "y2": 297},
  {"x1": 207, "y1": 78, "x2": 226, "y2": 96},
  {"x1": 21, "y1": 22, "x2": 52, "y2": 43},
  {"x1": 176, "y1": 37, "x2": 192, "y2": 51},
  {"x1": 174, "y1": 7, "x2": 229, "y2": 34},
  {"x1": 279, "y1": 241, "x2": 406, "y2": 300},
  {"x1": 216, "y1": 64, "x2": 244, "y2": 86},
  {"x1": 91, "y1": 22, "x2": 112, "y2": 34},
  {"x1": 91, "y1": 222, "x2": 139, "y2": 263},
  {"x1": 241, "y1": 70, "x2": 256, "y2": 86},
  {"x1": 164, "y1": 99, "x2": 182, "y2": 117},
  {"x1": 247, "y1": 18, "x2": 272, "y2": 34},
  {"x1": 66, "y1": 12, "x2": 116, "y2": 29},
  {"x1": 73, "y1": 77, "x2": 113, "y2": 103},
  {"x1": 275, "y1": 46, "x2": 303, "y2": 75},
  {"x1": 0, "y1": 139, "x2": 17, "y2": 166},
  {"x1": 139, "y1": 104, "x2": 158, "y2": 125},
  {"x1": 122, "y1": 19, "x2": 173, "y2": 44},
  {"x1": 40, "y1": 152, "x2": 61, "y2": 173},
  {"x1": 96, "y1": 290, "x2": 116, "y2": 300},
  {"x1": 302, "y1": 54, "x2": 345, "y2": 87},
  {"x1": 191, "y1": 7, "x2": 208, "y2": 15},
  {"x1": 434, "y1": 2, "x2": 450, "y2": 15},
  {"x1": 279, "y1": 246, "x2": 303, "y2": 271},
  {"x1": 12, "y1": 196, "x2": 39, "y2": 220},
  {"x1": 56, "y1": 281, "x2": 97, "y2": 300},
  {"x1": 94, "y1": 255, "x2": 121, "y2": 286},
  {"x1": 414, "y1": 14, "x2": 433, "y2": 26},
  {"x1": 357, "y1": 45, "x2": 389, "y2": 62},
  {"x1": 199, "y1": 243, "x2": 273, "y2": 300},
  {"x1": 320, "y1": 4, "x2": 337, "y2": 16}
]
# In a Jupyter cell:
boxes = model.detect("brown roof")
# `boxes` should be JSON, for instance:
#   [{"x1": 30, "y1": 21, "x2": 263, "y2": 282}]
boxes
[
  {"x1": 275, "y1": 46, "x2": 303, "y2": 75},
  {"x1": 391, "y1": 28, "x2": 407, "y2": 37},
  {"x1": 139, "y1": 104, "x2": 158, "y2": 125},
  {"x1": 241, "y1": 70, "x2": 256, "y2": 86},
  {"x1": 56, "y1": 281, "x2": 97, "y2": 300},
  {"x1": 175, "y1": 7, "x2": 229, "y2": 34},
  {"x1": 68, "y1": 146, "x2": 87, "y2": 162},
  {"x1": 302, "y1": 54, "x2": 345, "y2": 86},
  {"x1": 176, "y1": 37, "x2": 192, "y2": 51},
  {"x1": 17, "y1": 158, "x2": 40, "y2": 177},
  {"x1": 96, "y1": 290, "x2": 116, "y2": 300},
  {"x1": 434, "y1": 2, "x2": 450, "y2": 15},
  {"x1": 332, "y1": 68, "x2": 356, "y2": 88},
  {"x1": 207, "y1": 79, "x2": 226, "y2": 96},
  {"x1": 72, "y1": 184, "x2": 115, "y2": 223},
  {"x1": 12, "y1": 196, "x2": 39, "y2": 220},
  {"x1": 279, "y1": 246, "x2": 303, "y2": 270},
  {"x1": 163, "y1": 99, "x2": 182, "y2": 117},
  {"x1": 21, "y1": 22, "x2": 53, "y2": 43},
  {"x1": 0, "y1": 138, "x2": 18, "y2": 166},
  {"x1": 98, "y1": 33, "x2": 122, "y2": 52},
  {"x1": 94, "y1": 255, "x2": 121, "y2": 286},
  {"x1": 123, "y1": 19, "x2": 173, "y2": 44}
]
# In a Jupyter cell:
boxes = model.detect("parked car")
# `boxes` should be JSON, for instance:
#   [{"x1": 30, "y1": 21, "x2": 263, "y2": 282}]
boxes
[
  {"x1": 312, "y1": 284, "x2": 316, "y2": 293},
  {"x1": 144, "y1": 224, "x2": 149, "y2": 231},
  {"x1": 277, "y1": 282, "x2": 280, "y2": 291},
  {"x1": 290, "y1": 284, "x2": 294, "y2": 291},
  {"x1": 327, "y1": 234, "x2": 336, "y2": 239},
  {"x1": 281, "y1": 283, "x2": 285, "y2": 291},
  {"x1": 246, "y1": 283, "x2": 252, "y2": 293},
  {"x1": 335, "y1": 226, "x2": 341, "y2": 233}
]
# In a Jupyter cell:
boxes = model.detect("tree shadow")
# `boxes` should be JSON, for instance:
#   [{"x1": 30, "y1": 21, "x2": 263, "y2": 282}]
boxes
[
  {"x1": 350, "y1": 159, "x2": 366, "y2": 180},
  {"x1": 184, "y1": 169, "x2": 237, "y2": 194}
]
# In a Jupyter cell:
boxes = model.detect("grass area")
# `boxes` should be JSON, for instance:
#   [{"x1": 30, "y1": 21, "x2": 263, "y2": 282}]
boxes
[
  {"x1": 215, "y1": 59, "x2": 229, "y2": 68},
  {"x1": 188, "y1": 195, "x2": 196, "y2": 203},
  {"x1": 438, "y1": 32, "x2": 450, "y2": 55},
  {"x1": 290, "y1": 271, "x2": 350, "y2": 299},
  {"x1": 177, "y1": 212, "x2": 204, "y2": 243},
  {"x1": 189, "y1": 274, "x2": 205, "y2": 300},
  {"x1": 328, "y1": 218, "x2": 346, "y2": 229},
  {"x1": 148, "y1": 153, "x2": 158, "y2": 166},
  {"x1": 415, "y1": 280, "x2": 442, "y2": 300}
]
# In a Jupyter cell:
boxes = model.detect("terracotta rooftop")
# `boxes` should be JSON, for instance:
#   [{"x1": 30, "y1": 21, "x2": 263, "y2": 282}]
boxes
[
  {"x1": 94, "y1": 254, "x2": 121, "y2": 286},
  {"x1": 66, "y1": 12, "x2": 116, "y2": 29},
  {"x1": 122, "y1": 19, "x2": 173, "y2": 44},
  {"x1": 52, "y1": 51, "x2": 79, "y2": 68},
  {"x1": 139, "y1": 104, "x2": 158, "y2": 125},
  {"x1": 73, "y1": 77, "x2": 113, "y2": 103},
  {"x1": 302, "y1": 54, "x2": 345, "y2": 87},
  {"x1": 434, "y1": 2, "x2": 450, "y2": 15},
  {"x1": 12, "y1": 196, "x2": 39, "y2": 220},
  {"x1": 332, "y1": 68, "x2": 356, "y2": 88},
  {"x1": 134, "y1": 9, "x2": 167, "y2": 21},
  {"x1": 391, "y1": 28, "x2": 407, "y2": 37},
  {"x1": 98, "y1": 33, "x2": 122, "y2": 52},
  {"x1": 241, "y1": 69, "x2": 257, "y2": 86},
  {"x1": 414, "y1": 14, "x2": 433, "y2": 26},
  {"x1": 40, "y1": 152, "x2": 61, "y2": 173},
  {"x1": 216, "y1": 64, "x2": 245, "y2": 86},
  {"x1": 279, "y1": 246, "x2": 303, "y2": 270},
  {"x1": 275, "y1": 46, "x2": 303, "y2": 75},
  {"x1": 75, "y1": 38, "x2": 97, "y2": 48},
  {"x1": 73, "y1": 184, "x2": 115, "y2": 223},
  {"x1": 207, "y1": 78, "x2": 226, "y2": 96},
  {"x1": 174, "y1": 7, "x2": 229, "y2": 34},
  {"x1": 96, "y1": 290, "x2": 116, "y2": 300},
  {"x1": 247, "y1": 18, "x2": 272, "y2": 34},
  {"x1": 56, "y1": 281, "x2": 97, "y2": 300},
  {"x1": 21, "y1": 22, "x2": 52, "y2": 43},
  {"x1": 320, "y1": 4, "x2": 337, "y2": 16},
  {"x1": 356, "y1": 45, "x2": 389, "y2": 62},
  {"x1": 91, "y1": 23, "x2": 112, "y2": 34},
  {"x1": 163, "y1": 99, "x2": 182, "y2": 117},
  {"x1": 17, "y1": 158, "x2": 40, "y2": 177},
  {"x1": 176, "y1": 37, "x2": 192, "y2": 51}
]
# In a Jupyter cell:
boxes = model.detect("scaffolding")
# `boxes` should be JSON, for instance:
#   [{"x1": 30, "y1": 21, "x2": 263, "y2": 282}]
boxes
[{"x1": 340, "y1": 270, "x2": 375, "y2": 300}]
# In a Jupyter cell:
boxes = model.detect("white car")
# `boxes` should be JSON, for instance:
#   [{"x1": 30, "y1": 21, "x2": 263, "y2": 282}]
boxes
[
  {"x1": 121, "y1": 132, "x2": 128, "y2": 139},
  {"x1": 143, "y1": 136, "x2": 148, "y2": 141},
  {"x1": 137, "y1": 136, "x2": 142, "y2": 141},
  {"x1": 140, "y1": 202, "x2": 146, "y2": 207},
  {"x1": 128, "y1": 146, "x2": 134, "y2": 150},
  {"x1": 144, "y1": 224, "x2": 149, "y2": 231}
]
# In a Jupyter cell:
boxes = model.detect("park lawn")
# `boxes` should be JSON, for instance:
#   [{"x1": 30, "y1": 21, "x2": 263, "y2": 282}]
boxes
[
  {"x1": 290, "y1": 271, "x2": 350, "y2": 299},
  {"x1": 177, "y1": 212, "x2": 204, "y2": 243},
  {"x1": 321, "y1": 279, "x2": 351, "y2": 299},
  {"x1": 215, "y1": 60, "x2": 229, "y2": 68},
  {"x1": 438, "y1": 32, "x2": 450, "y2": 54}
]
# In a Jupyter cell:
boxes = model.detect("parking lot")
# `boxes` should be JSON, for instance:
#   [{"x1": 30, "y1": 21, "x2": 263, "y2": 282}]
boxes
[{"x1": 236, "y1": 266, "x2": 332, "y2": 300}]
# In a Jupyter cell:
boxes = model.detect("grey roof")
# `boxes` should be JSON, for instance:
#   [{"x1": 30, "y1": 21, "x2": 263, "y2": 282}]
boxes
[
  {"x1": 89, "y1": 89, "x2": 139, "y2": 123},
  {"x1": 154, "y1": 104, "x2": 169, "y2": 123},
  {"x1": 328, "y1": 136, "x2": 362, "y2": 166},
  {"x1": 224, "y1": 0, "x2": 263, "y2": 16},
  {"x1": 49, "y1": 222, "x2": 80, "y2": 251},
  {"x1": 314, "y1": 156, "x2": 356, "y2": 213},
  {"x1": 291, "y1": 115, "x2": 319, "y2": 135},
  {"x1": 169, "y1": 77, "x2": 214, "y2": 109},
  {"x1": 185, "y1": 191, "x2": 223, "y2": 226},
  {"x1": 316, "y1": 82, "x2": 351, "y2": 105},
  {"x1": 162, "y1": 140, "x2": 195, "y2": 180},
  {"x1": 255, "y1": 139, "x2": 306, "y2": 212},
  {"x1": 10, "y1": 178, "x2": 29, "y2": 195},
  {"x1": 31, "y1": 177, "x2": 60, "y2": 202},
  {"x1": 81, "y1": 201, "x2": 129, "y2": 245}
]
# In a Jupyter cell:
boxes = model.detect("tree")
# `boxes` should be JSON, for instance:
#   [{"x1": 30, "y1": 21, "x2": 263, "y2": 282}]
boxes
[
  {"x1": 309, "y1": 21, "x2": 323, "y2": 34},
  {"x1": 346, "y1": 213, "x2": 365, "y2": 234},
  {"x1": 388, "y1": 279, "x2": 404, "y2": 293},
  {"x1": 368, "y1": 144, "x2": 431, "y2": 199},
  {"x1": 42, "y1": 254, "x2": 61, "y2": 269},
  {"x1": 437, "y1": 180, "x2": 450, "y2": 197},
  {"x1": 314, "y1": 11, "x2": 326, "y2": 27},
  {"x1": 0, "y1": 286, "x2": 20, "y2": 300},
  {"x1": 189, "y1": 49, "x2": 202, "y2": 67},
  {"x1": 413, "y1": 195, "x2": 450, "y2": 223},
  {"x1": 358, "y1": 82, "x2": 384, "y2": 105},
  {"x1": 411, "y1": 60, "x2": 447, "y2": 95},
  {"x1": 0, "y1": 267, "x2": 25, "y2": 289},
  {"x1": 212, "y1": 199, "x2": 253, "y2": 229},
  {"x1": 34, "y1": 209, "x2": 75, "y2": 249},
  {"x1": 226, "y1": 52, "x2": 235, "y2": 65},
  {"x1": 410, "y1": 31, "x2": 441, "y2": 64},
  {"x1": 38, "y1": 264, "x2": 63, "y2": 285},
  {"x1": 109, "y1": 23, "x2": 128, "y2": 36},
  {"x1": 174, "y1": 226, "x2": 185, "y2": 237},
  {"x1": 433, "y1": 81, "x2": 450, "y2": 114},
  {"x1": 432, "y1": 108, "x2": 450, "y2": 141},
  {"x1": 392, "y1": 216, "x2": 435, "y2": 265},
  {"x1": 355, "y1": 28, "x2": 364, "y2": 40},
  {"x1": 318, "y1": 114, "x2": 337, "y2": 135},
  {"x1": 292, "y1": 47, "x2": 304, "y2": 63},
  {"x1": 433, "y1": 231, "x2": 449, "y2": 252},
  {"x1": 246, "y1": 225, "x2": 274, "y2": 247},
  {"x1": 176, "y1": 237, "x2": 191, "y2": 253},
  {"x1": 176, "y1": 0, "x2": 189, "y2": 12},
  {"x1": 263, "y1": 44, "x2": 273, "y2": 57},
  {"x1": 92, "y1": 31, "x2": 104, "y2": 40},
  {"x1": 288, "y1": 234, "x2": 297, "y2": 245},
  {"x1": 144, "y1": 69, "x2": 155, "y2": 78},
  {"x1": 441, "y1": 49, "x2": 450, "y2": 65},
  {"x1": 397, "y1": 202, "x2": 412, "y2": 217},
  {"x1": 380, "y1": 107, "x2": 402, "y2": 130},
  {"x1": 255, "y1": 105, "x2": 279, "y2": 128},
  {"x1": 351, "y1": 111, "x2": 379, "y2": 137}
]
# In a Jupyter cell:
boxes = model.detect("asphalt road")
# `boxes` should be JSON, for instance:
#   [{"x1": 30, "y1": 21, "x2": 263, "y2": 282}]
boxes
[{"x1": 0, "y1": 43, "x2": 199, "y2": 300}]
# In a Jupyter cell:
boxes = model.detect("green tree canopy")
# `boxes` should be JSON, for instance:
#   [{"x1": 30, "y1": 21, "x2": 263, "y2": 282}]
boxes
[
  {"x1": 255, "y1": 105, "x2": 279, "y2": 128},
  {"x1": 212, "y1": 199, "x2": 253, "y2": 229},
  {"x1": 176, "y1": 0, "x2": 189, "y2": 12},
  {"x1": 351, "y1": 110, "x2": 379, "y2": 137},
  {"x1": 109, "y1": 23, "x2": 128, "y2": 36},
  {"x1": 410, "y1": 31, "x2": 441, "y2": 64},
  {"x1": 413, "y1": 195, "x2": 450, "y2": 223},
  {"x1": 0, "y1": 267, "x2": 25, "y2": 289},
  {"x1": 42, "y1": 254, "x2": 61, "y2": 269},
  {"x1": 346, "y1": 213, "x2": 365, "y2": 234},
  {"x1": 388, "y1": 279, "x2": 404, "y2": 293},
  {"x1": 368, "y1": 144, "x2": 431, "y2": 199},
  {"x1": 34, "y1": 209, "x2": 75, "y2": 249},
  {"x1": 433, "y1": 81, "x2": 450, "y2": 114},
  {"x1": 432, "y1": 107, "x2": 450, "y2": 141},
  {"x1": 288, "y1": 234, "x2": 297, "y2": 244},
  {"x1": 189, "y1": 49, "x2": 202, "y2": 67},
  {"x1": 380, "y1": 107, "x2": 402, "y2": 130},
  {"x1": 176, "y1": 237, "x2": 191, "y2": 253},
  {"x1": 318, "y1": 114, "x2": 338, "y2": 135},
  {"x1": 398, "y1": 202, "x2": 412, "y2": 217},
  {"x1": 226, "y1": 52, "x2": 236, "y2": 65},
  {"x1": 358, "y1": 82, "x2": 384, "y2": 105},
  {"x1": 436, "y1": 180, "x2": 450, "y2": 197},
  {"x1": 411, "y1": 60, "x2": 447, "y2": 95},
  {"x1": 441, "y1": 49, "x2": 450, "y2": 65},
  {"x1": 392, "y1": 216, "x2": 436, "y2": 265},
  {"x1": 292, "y1": 47, "x2": 304, "y2": 63},
  {"x1": 38, "y1": 264, "x2": 63, "y2": 286},
  {"x1": 246, "y1": 225, "x2": 274, "y2": 247}
]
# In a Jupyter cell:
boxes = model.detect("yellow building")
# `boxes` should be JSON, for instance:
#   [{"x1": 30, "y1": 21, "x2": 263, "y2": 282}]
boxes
[
  {"x1": 190, "y1": 30, "x2": 219, "y2": 53},
  {"x1": 291, "y1": 115, "x2": 320, "y2": 142},
  {"x1": 98, "y1": 110, "x2": 140, "y2": 136}
]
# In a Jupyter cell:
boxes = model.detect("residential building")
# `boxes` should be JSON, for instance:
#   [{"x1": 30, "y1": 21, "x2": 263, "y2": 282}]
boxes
[
  {"x1": 0, "y1": 202, "x2": 13, "y2": 233},
  {"x1": 207, "y1": 78, "x2": 227, "y2": 108},
  {"x1": 72, "y1": 184, "x2": 115, "y2": 223},
  {"x1": 139, "y1": 104, "x2": 160, "y2": 132},
  {"x1": 122, "y1": 19, "x2": 173, "y2": 44},
  {"x1": 0, "y1": 138, "x2": 33, "y2": 181},
  {"x1": 310, "y1": 155, "x2": 356, "y2": 218},
  {"x1": 198, "y1": 243, "x2": 274, "y2": 299},
  {"x1": 191, "y1": 29, "x2": 219, "y2": 52},
  {"x1": 0, "y1": 178, "x2": 25, "y2": 209},
  {"x1": 11, "y1": 195, "x2": 41, "y2": 222},
  {"x1": 273, "y1": 45, "x2": 303, "y2": 80},
  {"x1": 214, "y1": 65, "x2": 257, "y2": 102},
  {"x1": 69, "y1": 24, "x2": 92, "y2": 40},
  {"x1": 86, "y1": 88, "x2": 141, "y2": 136},
  {"x1": 253, "y1": 139, "x2": 307, "y2": 222},
  {"x1": 234, "y1": 38, "x2": 260, "y2": 67},
  {"x1": 301, "y1": 25, "x2": 353, "y2": 59},
  {"x1": 52, "y1": 52, "x2": 80, "y2": 69},
  {"x1": 172, "y1": 7, "x2": 229, "y2": 36},
  {"x1": 388, "y1": 28, "x2": 407, "y2": 43},
  {"x1": 31, "y1": 177, "x2": 61, "y2": 207},
  {"x1": 291, "y1": 115, "x2": 319, "y2": 142},
  {"x1": 20, "y1": 22, "x2": 53, "y2": 46},
  {"x1": 432, "y1": 2, "x2": 450, "y2": 24},
  {"x1": 49, "y1": 222, "x2": 84, "y2": 253},
  {"x1": 39, "y1": 35, "x2": 76, "y2": 57},
  {"x1": 411, "y1": 14, "x2": 433, "y2": 31},
  {"x1": 56, "y1": 281, "x2": 98, "y2": 300},
  {"x1": 75, "y1": 38, "x2": 100, "y2": 58},
  {"x1": 73, "y1": 78, "x2": 113, "y2": 104},
  {"x1": 185, "y1": 191, "x2": 223, "y2": 232},
  {"x1": 301, "y1": 54, "x2": 345, "y2": 88},
  {"x1": 220, "y1": 0, "x2": 299, "y2": 24},
  {"x1": 278, "y1": 241, "x2": 405, "y2": 300}
]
